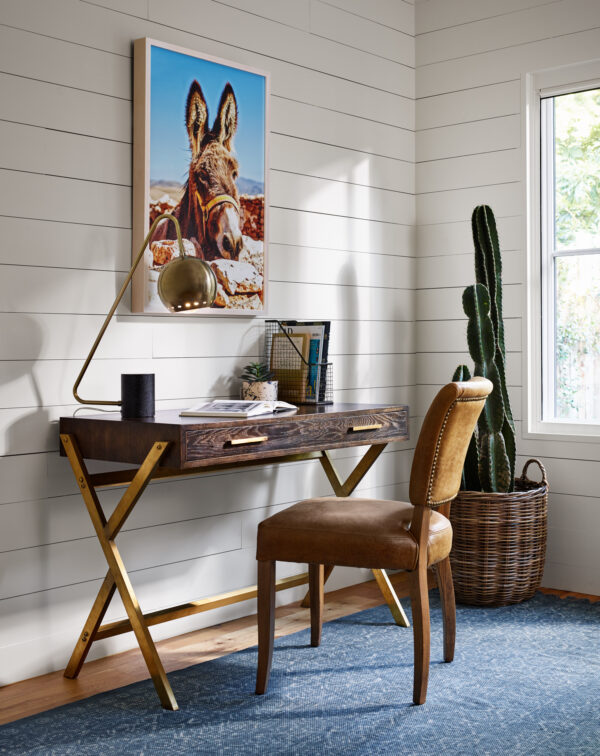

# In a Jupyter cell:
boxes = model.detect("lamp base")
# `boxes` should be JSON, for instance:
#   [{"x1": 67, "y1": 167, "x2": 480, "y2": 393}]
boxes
[{"x1": 121, "y1": 374, "x2": 155, "y2": 418}]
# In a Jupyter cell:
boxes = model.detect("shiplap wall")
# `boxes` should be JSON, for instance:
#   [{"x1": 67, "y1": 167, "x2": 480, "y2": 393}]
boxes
[
  {"x1": 9, "y1": 0, "x2": 600, "y2": 689},
  {"x1": 415, "y1": 0, "x2": 600, "y2": 595},
  {"x1": 0, "y1": 0, "x2": 416, "y2": 684}
]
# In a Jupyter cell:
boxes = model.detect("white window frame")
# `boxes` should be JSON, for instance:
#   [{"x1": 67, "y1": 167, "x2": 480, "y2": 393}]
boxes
[{"x1": 525, "y1": 60, "x2": 600, "y2": 440}]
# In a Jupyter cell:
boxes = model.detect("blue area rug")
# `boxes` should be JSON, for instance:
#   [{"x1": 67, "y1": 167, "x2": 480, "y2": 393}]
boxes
[{"x1": 1, "y1": 592, "x2": 598, "y2": 755}]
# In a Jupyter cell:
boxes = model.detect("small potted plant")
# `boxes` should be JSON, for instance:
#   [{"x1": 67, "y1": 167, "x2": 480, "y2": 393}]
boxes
[{"x1": 240, "y1": 362, "x2": 278, "y2": 401}]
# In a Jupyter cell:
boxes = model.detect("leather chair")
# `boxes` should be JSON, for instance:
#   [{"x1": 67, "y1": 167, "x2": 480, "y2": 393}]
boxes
[{"x1": 255, "y1": 377, "x2": 492, "y2": 704}]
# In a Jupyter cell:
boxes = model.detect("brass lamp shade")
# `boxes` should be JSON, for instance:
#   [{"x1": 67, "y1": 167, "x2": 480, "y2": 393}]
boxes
[{"x1": 157, "y1": 255, "x2": 217, "y2": 312}]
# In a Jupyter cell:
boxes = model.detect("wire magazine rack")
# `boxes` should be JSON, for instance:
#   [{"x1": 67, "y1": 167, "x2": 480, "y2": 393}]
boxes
[{"x1": 264, "y1": 320, "x2": 333, "y2": 405}]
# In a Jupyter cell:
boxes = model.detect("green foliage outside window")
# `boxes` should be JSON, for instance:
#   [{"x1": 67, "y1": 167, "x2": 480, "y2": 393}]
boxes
[
  {"x1": 552, "y1": 90, "x2": 600, "y2": 421},
  {"x1": 555, "y1": 89, "x2": 600, "y2": 249}
]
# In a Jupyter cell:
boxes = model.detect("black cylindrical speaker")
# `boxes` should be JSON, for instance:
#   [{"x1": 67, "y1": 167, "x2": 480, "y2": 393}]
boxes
[{"x1": 121, "y1": 373, "x2": 155, "y2": 419}]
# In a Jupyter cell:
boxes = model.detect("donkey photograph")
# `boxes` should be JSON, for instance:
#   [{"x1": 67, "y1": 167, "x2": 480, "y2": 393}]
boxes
[
  {"x1": 151, "y1": 81, "x2": 244, "y2": 262},
  {"x1": 134, "y1": 40, "x2": 267, "y2": 313}
]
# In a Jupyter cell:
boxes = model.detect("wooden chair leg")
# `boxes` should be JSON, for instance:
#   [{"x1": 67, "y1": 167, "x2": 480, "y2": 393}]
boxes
[
  {"x1": 435, "y1": 556, "x2": 456, "y2": 663},
  {"x1": 256, "y1": 560, "x2": 276, "y2": 695},
  {"x1": 409, "y1": 561, "x2": 431, "y2": 705},
  {"x1": 301, "y1": 564, "x2": 333, "y2": 608},
  {"x1": 308, "y1": 564, "x2": 324, "y2": 647}
]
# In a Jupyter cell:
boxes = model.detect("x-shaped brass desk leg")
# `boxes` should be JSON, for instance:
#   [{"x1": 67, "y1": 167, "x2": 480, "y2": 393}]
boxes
[
  {"x1": 60, "y1": 434, "x2": 179, "y2": 710},
  {"x1": 61, "y1": 436, "x2": 407, "y2": 711},
  {"x1": 301, "y1": 445, "x2": 410, "y2": 628}
]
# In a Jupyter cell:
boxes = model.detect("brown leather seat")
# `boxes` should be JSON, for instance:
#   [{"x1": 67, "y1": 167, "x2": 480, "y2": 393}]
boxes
[
  {"x1": 255, "y1": 377, "x2": 493, "y2": 705},
  {"x1": 257, "y1": 497, "x2": 452, "y2": 570}
]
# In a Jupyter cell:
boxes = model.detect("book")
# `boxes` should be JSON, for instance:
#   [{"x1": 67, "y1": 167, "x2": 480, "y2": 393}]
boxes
[
  {"x1": 269, "y1": 332, "x2": 311, "y2": 403},
  {"x1": 317, "y1": 321, "x2": 331, "y2": 402},
  {"x1": 286, "y1": 324, "x2": 322, "y2": 400},
  {"x1": 180, "y1": 400, "x2": 298, "y2": 418}
]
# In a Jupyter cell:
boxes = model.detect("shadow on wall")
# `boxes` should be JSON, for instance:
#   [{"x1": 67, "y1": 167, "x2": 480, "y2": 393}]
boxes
[
  {"x1": 4, "y1": 314, "x2": 51, "y2": 458},
  {"x1": 336, "y1": 259, "x2": 360, "y2": 401},
  {"x1": 2, "y1": 315, "x2": 55, "y2": 674}
]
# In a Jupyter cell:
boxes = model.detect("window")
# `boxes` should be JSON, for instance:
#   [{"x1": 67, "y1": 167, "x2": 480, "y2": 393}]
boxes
[
  {"x1": 526, "y1": 61, "x2": 600, "y2": 438},
  {"x1": 541, "y1": 88, "x2": 600, "y2": 425}
]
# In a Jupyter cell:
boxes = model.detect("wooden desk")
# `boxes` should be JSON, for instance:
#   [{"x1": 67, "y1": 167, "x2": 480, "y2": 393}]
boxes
[{"x1": 59, "y1": 403, "x2": 409, "y2": 710}]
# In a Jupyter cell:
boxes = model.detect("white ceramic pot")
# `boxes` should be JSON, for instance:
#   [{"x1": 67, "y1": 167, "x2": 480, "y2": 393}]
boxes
[{"x1": 241, "y1": 380, "x2": 278, "y2": 401}]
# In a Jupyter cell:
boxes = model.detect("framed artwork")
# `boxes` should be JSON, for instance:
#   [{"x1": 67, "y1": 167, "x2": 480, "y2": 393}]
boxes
[{"x1": 132, "y1": 38, "x2": 269, "y2": 314}]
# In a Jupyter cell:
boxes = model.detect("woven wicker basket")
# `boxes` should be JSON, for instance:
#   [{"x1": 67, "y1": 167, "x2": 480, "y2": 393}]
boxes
[{"x1": 449, "y1": 459, "x2": 548, "y2": 606}]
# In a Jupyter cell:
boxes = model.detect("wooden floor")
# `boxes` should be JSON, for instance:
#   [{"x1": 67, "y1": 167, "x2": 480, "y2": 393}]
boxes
[{"x1": 0, "y1": 575, "x2": 597, "y2": 726}]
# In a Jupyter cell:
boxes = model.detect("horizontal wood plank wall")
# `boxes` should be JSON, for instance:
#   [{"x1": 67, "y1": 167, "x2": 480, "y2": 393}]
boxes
[
  {"x1": 415, "y1": 0, "x2": 600, "y2": 597},
  {"x1": 0, "y1": 0, "x2": 416, "y2": 684}
]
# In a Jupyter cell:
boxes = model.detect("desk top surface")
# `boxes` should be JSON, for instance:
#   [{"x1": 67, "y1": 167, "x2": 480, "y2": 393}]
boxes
[
  {"x1": 59, "y1": 403, "x2": 409, "y2": 469},
  {"x1": 61, "y1": 402, "x2": 405, "y2": 427}
]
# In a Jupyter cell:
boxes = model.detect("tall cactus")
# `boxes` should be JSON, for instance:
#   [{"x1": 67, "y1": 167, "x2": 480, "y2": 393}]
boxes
[
  {"x1": 472, "y1": 206, "x2": 516, "y2": 490},
  {"x1": 453, "y1": 206, "x2": 515, "y2": 493}
]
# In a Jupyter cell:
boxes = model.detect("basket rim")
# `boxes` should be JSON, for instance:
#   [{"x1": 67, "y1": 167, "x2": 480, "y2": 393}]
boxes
[
  {"x1": 453, "y1": 483, "x2": 548, "y2": 501},
  {"x1": 453, "y1": 458, "x2": 549, "y2": 502}
]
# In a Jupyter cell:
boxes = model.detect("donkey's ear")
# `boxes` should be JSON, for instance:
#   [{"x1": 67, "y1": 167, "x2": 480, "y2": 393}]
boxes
[
  {"x1": 213, "y1": 83, "x2": 238, "y2": 151},
  {"x1": 186, "y1": 80, "x2": 208, "y2": 159}
]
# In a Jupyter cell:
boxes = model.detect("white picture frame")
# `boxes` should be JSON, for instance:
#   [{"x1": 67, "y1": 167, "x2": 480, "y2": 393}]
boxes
[{"x1": 132, "y1": 37, "x2": 269, "y2": 316}]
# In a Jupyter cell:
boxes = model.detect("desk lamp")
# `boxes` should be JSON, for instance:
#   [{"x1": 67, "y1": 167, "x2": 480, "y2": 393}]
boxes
[{"x1": 72, "y1": 213, "x2": 217, "y2": 418}]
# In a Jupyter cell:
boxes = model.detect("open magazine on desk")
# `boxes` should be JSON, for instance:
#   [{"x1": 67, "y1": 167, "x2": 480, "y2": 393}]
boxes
[{"x1": 180, "y1": 400, "x2": 298, "y2": 418}]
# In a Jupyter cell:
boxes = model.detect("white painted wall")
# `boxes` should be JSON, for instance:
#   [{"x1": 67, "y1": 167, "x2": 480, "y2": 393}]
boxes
[
  {"x1": 0, "y1": 0, "x2": 416, "y2": 684},
  {"x1": 415, "y1": 0, "x2": 600, "y2": 596}
]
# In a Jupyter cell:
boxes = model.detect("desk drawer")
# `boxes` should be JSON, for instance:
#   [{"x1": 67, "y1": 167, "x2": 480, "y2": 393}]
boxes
[{"x1": 184, "y1": 409, "x2": 407, "y2": 464}]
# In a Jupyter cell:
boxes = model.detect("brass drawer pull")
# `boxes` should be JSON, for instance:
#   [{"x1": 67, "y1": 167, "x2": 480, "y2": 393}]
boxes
[
  {"x1": 349, "y1": 423, "x2": 383, "y2": 432},
  {"x1": 227, "y1": 436, "x2": 268, "y2": 446}
]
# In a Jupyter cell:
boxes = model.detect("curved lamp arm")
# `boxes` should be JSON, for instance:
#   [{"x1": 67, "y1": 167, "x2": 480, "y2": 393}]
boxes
[{"x1": 72, "y1": 213, "x2": 186, "y2": 406}]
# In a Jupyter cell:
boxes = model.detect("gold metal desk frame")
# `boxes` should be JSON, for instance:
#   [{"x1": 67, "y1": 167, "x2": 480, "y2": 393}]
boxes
[{"x1": 60, "y1": 429, "x2": 409, "y2": 711}]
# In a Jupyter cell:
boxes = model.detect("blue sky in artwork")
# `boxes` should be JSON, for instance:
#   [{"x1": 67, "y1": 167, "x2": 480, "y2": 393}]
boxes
[{"x1": 150, "y1": 45, "x2": 265, "y2": 187}]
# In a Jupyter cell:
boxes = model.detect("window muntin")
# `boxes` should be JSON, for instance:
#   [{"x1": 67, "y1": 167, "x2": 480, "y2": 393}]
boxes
[{"x1": 541, "y1": 88, "x2": 600, "y2": 423}]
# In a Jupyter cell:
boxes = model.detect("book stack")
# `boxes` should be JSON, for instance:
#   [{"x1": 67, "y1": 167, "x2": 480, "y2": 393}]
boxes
[{"x1": 266, "y1": 320, "x2": 331, "y2": 404}]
